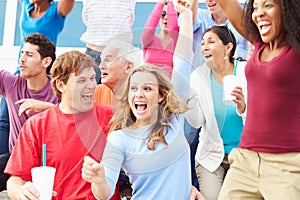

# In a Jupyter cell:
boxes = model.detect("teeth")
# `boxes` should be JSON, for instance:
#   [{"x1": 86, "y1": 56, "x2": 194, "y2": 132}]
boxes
[
  {"x1": 82, "y1": 94, "x2": 92, "y2": 99},
  {"x1": 257, "y1": 21, "x2": 270, "y2": 27},
  {"x1": 135, "y1": 102, "x2": 146, "y2": 106},
  {"x1": 135, "y1": 102, "x2": 147, "y2": 111}
]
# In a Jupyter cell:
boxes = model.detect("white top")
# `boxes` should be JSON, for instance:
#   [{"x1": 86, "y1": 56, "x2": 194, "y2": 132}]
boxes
[
  {"x1": 188, "y1": 61, "x2": 247, "y2": 172},
  {"x1": 80, "y1": 0, "x2": 136, "y2": 46}
]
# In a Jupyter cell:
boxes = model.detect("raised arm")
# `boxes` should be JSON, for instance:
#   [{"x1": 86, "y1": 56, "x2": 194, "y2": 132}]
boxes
[
  {"x1": 166, "y1": 1, "x2": 180, "y2": 40},
  {"x1": 173, "y1": 2, "x2": 193, "y2": 59},
  {"x1": 141, "y1": 1, "x2": 165, "y2": 47},
  {"x1": 190, "y1": 0, "x2": 199, "y2": 23},
  {"x1": 171, "y1": 1, "x2": 204, "y2": 130},
  {"x1": 217, "y1": 0, "x2": 252, "y2": 42},
  {"x1": 171, "y1": 1, "x2": 193, "y2": 100},
  {"x1": 58, "y1": 0, "x2": 75, "y2": 17}
]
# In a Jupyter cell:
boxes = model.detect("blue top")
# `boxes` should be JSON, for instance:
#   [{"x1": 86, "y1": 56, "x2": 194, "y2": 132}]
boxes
[
  {"x1": 193, "y1": 8, "x2": 249, "y2": 67},
  {"x1": 20, "y1": 0, "x2": 65, "y2": 45},
  {"x1": 102, "y1": 115, "x2": 191, "y2": 200},
  {"x1": 210, "y1": 62, "x2": 244, "y2": 154},
  {"x1": 16, "y1": 0, "x2": 65, "y2": 72}
]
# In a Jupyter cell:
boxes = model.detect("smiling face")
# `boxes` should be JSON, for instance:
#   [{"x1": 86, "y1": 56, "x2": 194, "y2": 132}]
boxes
[
  {"x1": 205, "y1": 0, "x2": 223, "y2": 15},
  {"x1": 100, "y1": 46, "x2": 130, "y2": 90},
  {"x1": 201, "y1": 31, "x2": 230, "y2": 68},
  {"x1": 60, "y1": 67, "x2": 96, "y2": 114},
  {"x1": 128, "y1": 71, "x2": 163, "y2": 127},
  {"x1": 251, "y1": 0, "x2": 284, "y2": 43}
]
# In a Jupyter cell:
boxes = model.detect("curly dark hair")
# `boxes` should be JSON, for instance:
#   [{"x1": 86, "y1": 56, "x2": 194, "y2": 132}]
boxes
[
  {"x1": 24, "y1": 33, "x2": 56, "y2": 74},
  {"x1": 243, "y1": 0, "x2": 300, "y2": 52}
]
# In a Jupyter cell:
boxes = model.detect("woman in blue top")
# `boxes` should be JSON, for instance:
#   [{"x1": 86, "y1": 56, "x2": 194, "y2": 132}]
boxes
[
  {"x1": 81, "y1": 2, "x2": 205, "y2": 200},
  {"x1": 190, "y1": 26, "x2": 247, "y2": 200}
]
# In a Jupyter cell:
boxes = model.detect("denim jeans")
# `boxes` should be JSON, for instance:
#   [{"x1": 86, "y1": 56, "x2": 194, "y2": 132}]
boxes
[
  {"x1": 85, "y1": 47, "x2": 102, "y2": 84},
  {"x1": 0, "y1": 98, "x2": 9, "y2": 155},
  {"x1": 184, "y1": 119, "x2": 200, "y2": 190},
  {"x1": 0, "y1": 152, "x2": 10, "y2": 191}
]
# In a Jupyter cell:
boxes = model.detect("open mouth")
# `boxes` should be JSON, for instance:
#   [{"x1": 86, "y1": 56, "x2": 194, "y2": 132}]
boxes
[
  {"x1": 101, "y1": 72, "x2": 108, "y2": 78},
  {"x1": 82, "y1": 93, "x2": 93, "y2": 101},
  {"x1": 258, "y1": 21, "x2": 271, "y2": 35},
  {"x1": 135, "y1": 102, "x2": 147, "y2": 112},
  {"x1": 204, "y1": 54, "x2": 212, "y2": 59},
  {"x1": 207, "y1": 3, "x2": 216, "y2": 7}
]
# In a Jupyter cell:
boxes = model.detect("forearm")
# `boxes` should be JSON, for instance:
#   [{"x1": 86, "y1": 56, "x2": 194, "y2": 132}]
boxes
[
  {"x1": 91, "y1": 181, "x2": 111, "y2": 200},
  {"x1": 216, "y1": 0, "x2": 250, "y2": 41},
  {"x1": 141, "y1": 2, "x2": 164, "y2": 47},
  {"x1": 167, "y1": 1, "x2": 179, "y2": 33},
  {"x1": 190, "y1": 0, "x2": 199, "y2": 23},
  {"x1": 58, "y1": 0, "x2": 75, "y2": 17},
  {"x1": 174, "y1": 10, "x2": 193, "y2": 58}
]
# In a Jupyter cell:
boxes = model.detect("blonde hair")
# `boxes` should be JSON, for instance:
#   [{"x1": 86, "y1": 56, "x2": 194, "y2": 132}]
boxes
[
  {"x1": 50, "y1": 50, "x2": 94, "y2": 98},
  {"x1": 110, "y1": 64, "x2": 189, "y2": 150}
]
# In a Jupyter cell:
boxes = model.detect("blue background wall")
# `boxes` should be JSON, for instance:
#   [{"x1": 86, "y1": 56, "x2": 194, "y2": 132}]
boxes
[
  {"x1": 0, "y1": 0, "x2": 6, "y2": 45},
  {"x1": 1, "y1": 2, "x2": 211, "y2": 47}
]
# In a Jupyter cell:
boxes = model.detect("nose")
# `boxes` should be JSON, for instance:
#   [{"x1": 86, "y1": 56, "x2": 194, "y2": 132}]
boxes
[
  {"x1": 135, "y1": 88, "x2": 144, "y2": 98},
  {"x1": 99, "y1": 61, "x2": 106, "y2": 70},
  {"x1": 202, "y1": 42, "x2": 209, "y2": 51},
  {"x1": 19, "y1": 53, "x2": 25, "y2": 63},
  {"x1": 253, "y1": 6, "x2": 265, "y2": 17}
]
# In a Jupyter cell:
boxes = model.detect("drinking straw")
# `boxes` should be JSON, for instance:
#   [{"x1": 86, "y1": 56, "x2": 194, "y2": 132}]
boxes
[{"x1": 42, "y1": 144, "x2": 46, "y2": 166}]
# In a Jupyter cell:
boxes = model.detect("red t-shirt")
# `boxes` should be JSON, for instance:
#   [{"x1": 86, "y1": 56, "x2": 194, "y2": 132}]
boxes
[
  {"x1": 5, "y1": 103, "x2": 120, "y2": 199},
  {"x1": 239, "y1": 41, "x2": 300, "y2": 153}
]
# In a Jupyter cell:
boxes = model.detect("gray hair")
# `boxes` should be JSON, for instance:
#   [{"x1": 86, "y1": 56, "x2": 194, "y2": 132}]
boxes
[{"x1": 106, "y1": 39, "x2": 142, "y2": 67}]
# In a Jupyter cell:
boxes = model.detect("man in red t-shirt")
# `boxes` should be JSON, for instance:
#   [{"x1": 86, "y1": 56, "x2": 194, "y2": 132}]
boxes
[{"x1": 4, "y1": 50, "x2": 115, "y2": 199}]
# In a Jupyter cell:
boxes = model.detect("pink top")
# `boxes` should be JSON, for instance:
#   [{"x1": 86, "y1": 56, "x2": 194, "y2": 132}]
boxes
[
  {"x1": 239, "y1": 41, "x2": 300, "y2": 153},
  {"x1": 141, "y1": 1, "x2": 179, "y2": 78}
]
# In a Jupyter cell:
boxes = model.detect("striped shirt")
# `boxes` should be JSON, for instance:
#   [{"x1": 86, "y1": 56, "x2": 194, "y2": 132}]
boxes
[{"x1": 80, "y1": 0, "x2": 136, "y2": 46}]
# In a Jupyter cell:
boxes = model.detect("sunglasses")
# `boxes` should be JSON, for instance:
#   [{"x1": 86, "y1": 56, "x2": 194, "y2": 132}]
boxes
[{"x1": 161, "y1": 10, "x2": 167, "y2": 18}]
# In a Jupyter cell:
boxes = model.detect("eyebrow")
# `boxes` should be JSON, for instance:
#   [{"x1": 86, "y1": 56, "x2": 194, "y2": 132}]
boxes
[
  {"x1": 130, "y1": 82, "x2": 158, "y2": 85},
  {"x1": 21, "y1": 50, "x2": 35, "y2": 54}
]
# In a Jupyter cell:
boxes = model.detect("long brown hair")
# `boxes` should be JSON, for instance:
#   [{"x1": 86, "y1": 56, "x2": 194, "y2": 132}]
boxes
[{"x1": 110, "y1": 64, "x2": 189, "y2": 150}]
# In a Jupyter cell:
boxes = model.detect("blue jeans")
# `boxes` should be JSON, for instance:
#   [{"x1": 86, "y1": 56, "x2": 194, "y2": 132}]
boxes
[
  {"x1": 85, "y1": 47, "x2": 101, "y2": 84},
  {"x1": 184, "y1": 119, "x2": 200, "y2": 190},
  {"x1": 0, "y1": 98, "x2": 9, "y2": 155},
  {"x1": 0, "y1": 153, "x2": 10, "y2": 191}
]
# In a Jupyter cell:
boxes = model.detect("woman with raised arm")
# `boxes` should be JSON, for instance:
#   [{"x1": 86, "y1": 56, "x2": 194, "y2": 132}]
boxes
[
  {"x1": 141, "y1": 0, "x2": 179, "y2": 79},
  {"x1": 81, "y1": 2, "x2": 205, "y2": 199},
  {"x1": 216, "y1": 0, "x2": 300, "y2": 199}
]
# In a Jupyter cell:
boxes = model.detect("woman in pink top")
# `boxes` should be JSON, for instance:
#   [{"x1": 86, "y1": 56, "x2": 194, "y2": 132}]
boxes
[{"x1": 141, "y1": 0, "x2": 179, "y2": 79}]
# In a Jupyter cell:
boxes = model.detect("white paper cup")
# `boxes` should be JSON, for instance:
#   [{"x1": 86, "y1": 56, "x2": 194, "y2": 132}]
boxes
[
  {"x1": 223, "y1": 75, "x2": 241, "y2": 105},
  {"x1": 31, "y1": 166, "x2": 56, "y2": 200}
]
